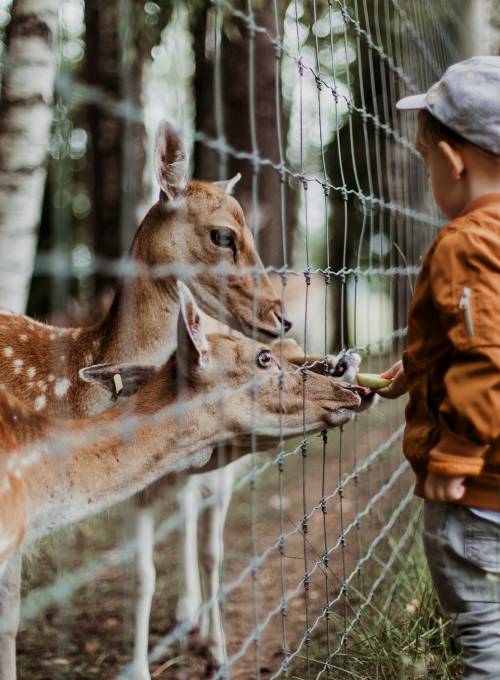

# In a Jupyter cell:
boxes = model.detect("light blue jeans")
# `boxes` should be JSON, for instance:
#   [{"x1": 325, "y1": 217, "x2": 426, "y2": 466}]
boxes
[{"x1": 423, "y1": 500, "x2": 500, "y2": 679}]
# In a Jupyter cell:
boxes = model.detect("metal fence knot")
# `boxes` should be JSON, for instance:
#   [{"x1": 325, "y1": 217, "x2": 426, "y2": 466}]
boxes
[{"x1": 279, "y1": 534, "x2": 285, "y2": 556}]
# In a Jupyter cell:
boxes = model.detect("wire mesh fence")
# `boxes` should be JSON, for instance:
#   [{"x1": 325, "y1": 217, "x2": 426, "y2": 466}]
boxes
[{"x1": 0, "y1": 0, "x2": 475, "y2": 678}]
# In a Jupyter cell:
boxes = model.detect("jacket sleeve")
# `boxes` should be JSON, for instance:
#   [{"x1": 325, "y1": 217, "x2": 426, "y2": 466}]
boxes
[{"x1": 428, "y1": 224, "x2": 500, "y2": 478}]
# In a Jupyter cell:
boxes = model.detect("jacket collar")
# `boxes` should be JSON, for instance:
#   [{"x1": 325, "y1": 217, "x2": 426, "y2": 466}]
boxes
[{"x1": 457, "y1": 192, "x2": 500, "y2": 218}]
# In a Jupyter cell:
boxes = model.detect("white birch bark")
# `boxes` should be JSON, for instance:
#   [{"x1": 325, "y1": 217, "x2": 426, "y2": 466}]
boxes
[
  {"x1": 465, "y1": 0, "x2": 500, "y2": 56},
  {"x1": 0, "y1": 0, "x2": 62, "y2": 313}
]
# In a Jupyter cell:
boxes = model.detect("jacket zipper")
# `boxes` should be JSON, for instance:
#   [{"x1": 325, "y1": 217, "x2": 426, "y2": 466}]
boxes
[{"x1": 459, "y1": 287, "x2": 475, "y2": 336}]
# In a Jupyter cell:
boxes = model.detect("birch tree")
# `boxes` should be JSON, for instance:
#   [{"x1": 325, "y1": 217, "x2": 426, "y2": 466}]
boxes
[{"x1": 0, "y1": 0, "x2": 62, "y2": 313}]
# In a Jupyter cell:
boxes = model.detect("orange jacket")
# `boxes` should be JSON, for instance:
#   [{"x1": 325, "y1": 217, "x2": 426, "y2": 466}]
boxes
[{"x1": 403, "y1": 193, "x2": 500, "y2": 510}]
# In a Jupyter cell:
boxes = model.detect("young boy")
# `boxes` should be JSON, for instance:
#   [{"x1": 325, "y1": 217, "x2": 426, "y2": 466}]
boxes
[{"x1": 376, "y1": 56, "x2": 500, "y2": 678}]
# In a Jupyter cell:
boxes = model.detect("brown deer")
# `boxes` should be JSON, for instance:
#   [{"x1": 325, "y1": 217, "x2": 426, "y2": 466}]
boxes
[
  {"x1": 0, "y1": 120, "x2": 289, "y2": 419},
  {"x1": 0, "y1": 283, "x2": 362, "y2": 680}
]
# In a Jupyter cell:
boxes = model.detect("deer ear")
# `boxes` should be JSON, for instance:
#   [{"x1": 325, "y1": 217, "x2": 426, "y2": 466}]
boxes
[
  {"x1": 213, "y1": 173, "x2": 241, "y2": 195},
  {"x1": 176, "y1": 282, "x2": 209, "y2": 379},
  {"x1": 154, "y1": 120, "x2": 189, "y2": 201},
  {"x1": 79, "y1": 363, "x2": 159, "y2": 397}
]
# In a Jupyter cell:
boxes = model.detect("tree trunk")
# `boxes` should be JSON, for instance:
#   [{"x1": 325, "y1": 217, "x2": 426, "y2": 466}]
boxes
[
  {"x1": 0, "y1": 0, "x2": 62, "y2": 313},
  {"x1": 84, "y1": 0, "x2": 173, "y2": 295},
  {"x1": 192, "y1": 3, "x2": 296, "y2": 269},
  {"x1": 84, "y1": 0, "x2": 147, "y2": 294}
]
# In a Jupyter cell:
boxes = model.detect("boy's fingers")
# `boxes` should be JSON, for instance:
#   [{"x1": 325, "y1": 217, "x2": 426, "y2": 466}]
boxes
[
  {"x1": 373, "y1": 386, "x2": 394, "y2": 398},
  {"x1": 448, "y1": 478, "x2": 466, "y2": 501},
  {"x1": 425, "y1": 475, "x2": 466, "y2": 502},
  {"x1": 380, "y1": 368, "x2": 397, "y2": 379},
  {"x1": 374, "y1": 381, "x2": 404, "y2": 398},
  {"x1": 424, "y1": 477, "x2": 436, "y2": 499}
]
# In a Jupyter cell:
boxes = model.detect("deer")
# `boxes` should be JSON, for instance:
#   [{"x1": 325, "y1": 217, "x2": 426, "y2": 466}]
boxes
[
  {"x1": 168, "y1": 346, "x2": 371, "y2": 672},
  {"x1": 0, "y1": 283, "x2": 364, "y2": 680},
  {"x1": 0, "y1": 120, "x2": 368, "y2": 678}
]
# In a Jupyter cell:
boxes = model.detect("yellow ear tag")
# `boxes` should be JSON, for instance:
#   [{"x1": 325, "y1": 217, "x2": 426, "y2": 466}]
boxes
[{"x1": 111, "y1": 373, "x2": 123, "y2": 401}]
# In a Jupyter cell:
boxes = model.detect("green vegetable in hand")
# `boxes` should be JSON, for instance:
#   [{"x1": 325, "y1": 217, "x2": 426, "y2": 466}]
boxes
[{"x1": 356, "y1": 373, "x2": 392, "y2": 389}]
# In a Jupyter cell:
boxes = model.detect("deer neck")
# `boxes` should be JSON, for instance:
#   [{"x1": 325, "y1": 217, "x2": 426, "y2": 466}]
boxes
[
  {"x1": 23, "y1": 367, "x2": 227, "y2": 540},
  {"x1": 99, "y1": 273, "x2": 180, "y2": 366}
]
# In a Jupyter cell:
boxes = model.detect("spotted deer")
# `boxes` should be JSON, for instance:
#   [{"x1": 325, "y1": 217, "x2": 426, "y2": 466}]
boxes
[
  {"x1": 169, "y1": 346, "x2": 370, "y2": 671},
  {"x1": 0, "y1": 283, "x2": 363, "y2": 680}
]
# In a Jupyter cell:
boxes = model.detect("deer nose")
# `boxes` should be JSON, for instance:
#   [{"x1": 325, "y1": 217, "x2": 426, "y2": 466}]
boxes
[
  {"x1": 332, "y1": 356, "x2": 350, "y2": 377},
  {"x1": 276, "y1": 314, "x2": 292, "y2": 333}
]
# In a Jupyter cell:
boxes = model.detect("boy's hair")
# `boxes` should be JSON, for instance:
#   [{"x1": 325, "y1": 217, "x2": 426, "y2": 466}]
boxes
[{"x1": 417, "y1": 109, "x2": 500, "y2": 160}]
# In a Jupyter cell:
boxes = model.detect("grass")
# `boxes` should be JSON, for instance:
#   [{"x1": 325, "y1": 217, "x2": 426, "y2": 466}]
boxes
[{"x1": 293, "y1": 525, "x2": 461, "y2": 680}]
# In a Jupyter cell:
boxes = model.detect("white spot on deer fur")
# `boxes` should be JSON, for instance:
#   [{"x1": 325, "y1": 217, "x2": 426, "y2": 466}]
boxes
[
  {"x1": 37, "y1": 381, "x2": 47, "y2": 393},
  {"x1": 48, "y1": 374, "x2": 54, "y2": 382},
  {"x1": 19, "y1": 334, "x2": 27, "y2": 341},
  {"x1": 13, "y1": 359, "x2": 23, "y2": 367},
  {"x1": 34, "y1": 395, "x2": 46, "y2": 411},
  {"x1": 27, "y1": 366, "x2": 36, "y2": 378},
  {"x1": 54, "y1": 378, "x2": 70, "y2": 397},
  {"x1": 3, "y1": 347, "x2": 13, "y2": 357}
]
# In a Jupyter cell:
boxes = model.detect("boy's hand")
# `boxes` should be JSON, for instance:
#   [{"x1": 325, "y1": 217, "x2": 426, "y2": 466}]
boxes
[
  {"x1": 374, "y1": 360, "x2": 408, "y2": 399},
  {"x1": 424, "y1": 472, "x2": 466, "y2": 502}
]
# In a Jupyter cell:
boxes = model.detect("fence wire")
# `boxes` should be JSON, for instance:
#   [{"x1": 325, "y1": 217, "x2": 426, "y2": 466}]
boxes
[{"x1": 0, "y1": 0, "x2": 470, "y2": 678}]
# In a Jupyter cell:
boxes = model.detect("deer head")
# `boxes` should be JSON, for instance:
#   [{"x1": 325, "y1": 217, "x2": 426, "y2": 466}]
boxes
[
  {"x1": 132, "y1": 121, "x2": 290, "y2": 342},
  {"x1": 81, "y1": 284, "x2": 361, "y2": 442}
]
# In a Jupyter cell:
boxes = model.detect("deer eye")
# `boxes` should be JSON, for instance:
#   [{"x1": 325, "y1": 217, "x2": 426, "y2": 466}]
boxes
[
  {"x1": 210, "y1": 228, "x2": 235, "y2": 248},
  {"x1": 257, "y1": 350, "x2": 273, "y2": 369}
]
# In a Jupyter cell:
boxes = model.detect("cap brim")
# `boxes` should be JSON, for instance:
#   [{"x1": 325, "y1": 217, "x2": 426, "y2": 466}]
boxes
[{"x1": 396, "y1": 94, "x2": 427, "y2": 111}]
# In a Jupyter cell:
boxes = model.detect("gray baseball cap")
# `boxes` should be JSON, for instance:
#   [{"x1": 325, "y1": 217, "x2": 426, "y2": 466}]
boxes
[{"x1": 397, "y1": 56, "x2": 500, "y2": 154}]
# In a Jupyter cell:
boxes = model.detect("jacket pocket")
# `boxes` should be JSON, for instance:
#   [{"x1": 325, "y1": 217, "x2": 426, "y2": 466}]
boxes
[{"x1": 453, "y1": 282, "x2": 499, "y2": 348}]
